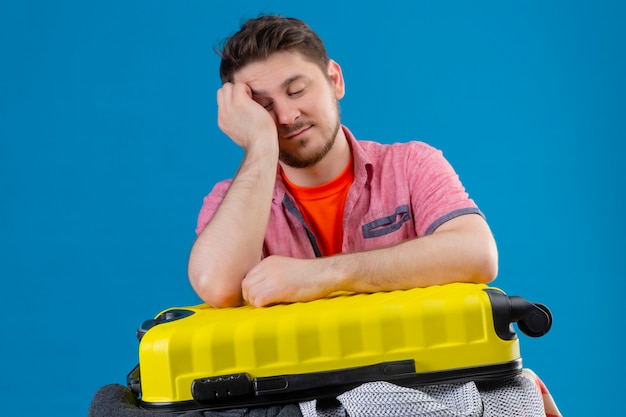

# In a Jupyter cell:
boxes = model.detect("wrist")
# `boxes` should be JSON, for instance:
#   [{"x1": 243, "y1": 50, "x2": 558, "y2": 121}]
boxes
[{"x1": 322, "y1": 254, "x2": 354, "y2": 294}]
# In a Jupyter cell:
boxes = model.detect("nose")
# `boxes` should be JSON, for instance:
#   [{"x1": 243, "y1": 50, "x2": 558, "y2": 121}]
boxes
[{"x1": 272, "y1": 98, "x2": 300, "y2": 126}]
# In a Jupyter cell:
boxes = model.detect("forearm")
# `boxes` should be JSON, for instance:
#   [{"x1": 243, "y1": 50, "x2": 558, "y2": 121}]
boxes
[
  {"x1": 188, "y1": 148, "x2": 277, "y2": 307},
  {"x1": 327, "y1": 214, "x2": 498, "y2": 294}
]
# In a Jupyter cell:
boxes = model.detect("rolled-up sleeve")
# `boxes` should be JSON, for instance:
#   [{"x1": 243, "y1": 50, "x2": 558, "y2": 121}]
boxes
[{"x1": 194, "y1": 180, "x2": 232, "y2": 236}]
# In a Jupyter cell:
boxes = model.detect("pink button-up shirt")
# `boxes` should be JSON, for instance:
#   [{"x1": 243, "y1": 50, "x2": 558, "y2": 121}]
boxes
[{"x1": 195, "y1": 126, "x2": 481, "y2": 258}]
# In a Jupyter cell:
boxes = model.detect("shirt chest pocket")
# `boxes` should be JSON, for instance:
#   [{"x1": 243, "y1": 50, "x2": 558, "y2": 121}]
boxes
[{"x1": 361, "y1": 205, "x2": 412, "y2": 239}]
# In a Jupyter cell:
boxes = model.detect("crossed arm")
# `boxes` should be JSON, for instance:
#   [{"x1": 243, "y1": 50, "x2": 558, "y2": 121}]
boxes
[
  {"x1": 238, "y1": 214, "x2": 498, "y2": 307},
  {"x1": 189, "y1": 189, "x2": 498, "y2": 308}
]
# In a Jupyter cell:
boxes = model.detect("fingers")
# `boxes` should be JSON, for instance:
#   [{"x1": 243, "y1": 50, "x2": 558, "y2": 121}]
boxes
[
  {"x1": 217, "y1": 82, "x2": 251, "y2": 107},
  {"x1": 241, "y1": 265, "x2": 270, "y2": 307},
  {"x1": 241, "y1": 257, "x2": 283, "y2": 307},
  {"x1": 216, "y1": 82, "x2": 277, "y2": 150},
  {"x1": 241, "y1": 257, "x2": 328, "y2": 307}
]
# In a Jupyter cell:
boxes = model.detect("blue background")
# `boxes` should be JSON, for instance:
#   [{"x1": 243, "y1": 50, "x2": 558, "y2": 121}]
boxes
[{"x1": 1, "y1": 1, "x2": 624, "y2": 415}]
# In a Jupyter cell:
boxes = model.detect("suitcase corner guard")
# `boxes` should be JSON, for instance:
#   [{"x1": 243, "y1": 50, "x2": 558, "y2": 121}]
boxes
[{"x1": 484, "y1": 288, "x2": 553, "y2": 339}]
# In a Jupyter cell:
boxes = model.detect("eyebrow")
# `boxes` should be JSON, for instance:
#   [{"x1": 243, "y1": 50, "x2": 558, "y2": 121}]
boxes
[{"x1": 250, "y1": 75, "x2": 306, "y2": 97}]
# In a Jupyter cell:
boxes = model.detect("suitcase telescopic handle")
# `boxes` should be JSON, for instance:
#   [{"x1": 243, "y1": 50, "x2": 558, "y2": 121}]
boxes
[{"x1": 485, "y1": 289, "x2": 553, "y2": 340}]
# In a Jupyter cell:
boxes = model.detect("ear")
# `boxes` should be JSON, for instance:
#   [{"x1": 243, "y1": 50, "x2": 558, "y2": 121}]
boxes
[{"x1": 327, "y1": 59, "x2": 345, "y2": 100}]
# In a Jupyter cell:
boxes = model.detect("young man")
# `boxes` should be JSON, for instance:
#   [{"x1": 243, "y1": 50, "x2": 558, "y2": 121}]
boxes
[{"x1": 188, "y1": 15, "x2": 498, "y2": 308}]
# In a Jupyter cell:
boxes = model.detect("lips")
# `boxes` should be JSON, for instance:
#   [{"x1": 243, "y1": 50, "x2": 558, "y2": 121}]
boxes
[{"x1": 282, "y1": 125, "x2": 311, "y2": 140}]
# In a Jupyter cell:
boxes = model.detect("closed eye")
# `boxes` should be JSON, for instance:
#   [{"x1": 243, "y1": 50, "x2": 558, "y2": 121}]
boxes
[{"x1": 288, "y1": 88, "x2": 305, "y2": 97}]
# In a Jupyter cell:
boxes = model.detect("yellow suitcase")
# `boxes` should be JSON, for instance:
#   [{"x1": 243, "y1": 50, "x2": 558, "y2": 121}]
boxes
[{"x1": 127, "y1": 283, "x2": 551, "y2": 412}]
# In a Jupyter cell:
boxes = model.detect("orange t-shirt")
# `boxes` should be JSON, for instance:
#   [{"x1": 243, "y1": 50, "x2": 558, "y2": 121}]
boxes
[{"x1": 282, "y1": 159, "x2": 354, "y2": 256}]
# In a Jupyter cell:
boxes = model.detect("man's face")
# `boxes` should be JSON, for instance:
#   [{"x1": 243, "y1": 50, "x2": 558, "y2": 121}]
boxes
[{"x1": 233, "y1": 51, "x2": 345, "y2": 168}]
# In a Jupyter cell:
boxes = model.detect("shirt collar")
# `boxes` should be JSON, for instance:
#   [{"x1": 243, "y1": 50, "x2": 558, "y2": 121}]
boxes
[{"x1": 273, "y1": 125, "x2": 372, "y2": 200}]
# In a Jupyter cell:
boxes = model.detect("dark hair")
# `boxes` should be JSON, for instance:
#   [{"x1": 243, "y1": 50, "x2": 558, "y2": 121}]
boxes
[{"x1": 217, "y1": 15, "x2": 329, "y2": 84}]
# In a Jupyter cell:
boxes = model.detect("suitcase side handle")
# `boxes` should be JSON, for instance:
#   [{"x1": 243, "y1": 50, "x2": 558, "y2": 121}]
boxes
[
  {"x1": 189, "y1": 359, "x2": 523, "y2": 407},
  {"x1": 190, "y1": 361, "x2": 416, "y2": 404},
  {"x1": 485, "y1": 289, "x2": 553, "y2": 339}
]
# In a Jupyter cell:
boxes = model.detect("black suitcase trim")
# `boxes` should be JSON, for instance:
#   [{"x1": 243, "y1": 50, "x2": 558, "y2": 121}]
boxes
[{"x1": 132, "y1": 358, "x2": 523, "y2": 413}]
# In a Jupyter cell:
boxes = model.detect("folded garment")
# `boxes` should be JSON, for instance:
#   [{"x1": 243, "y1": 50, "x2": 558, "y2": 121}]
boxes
[{"x1": 300, "y1": 374, "x2": 545, "y2": 417}]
